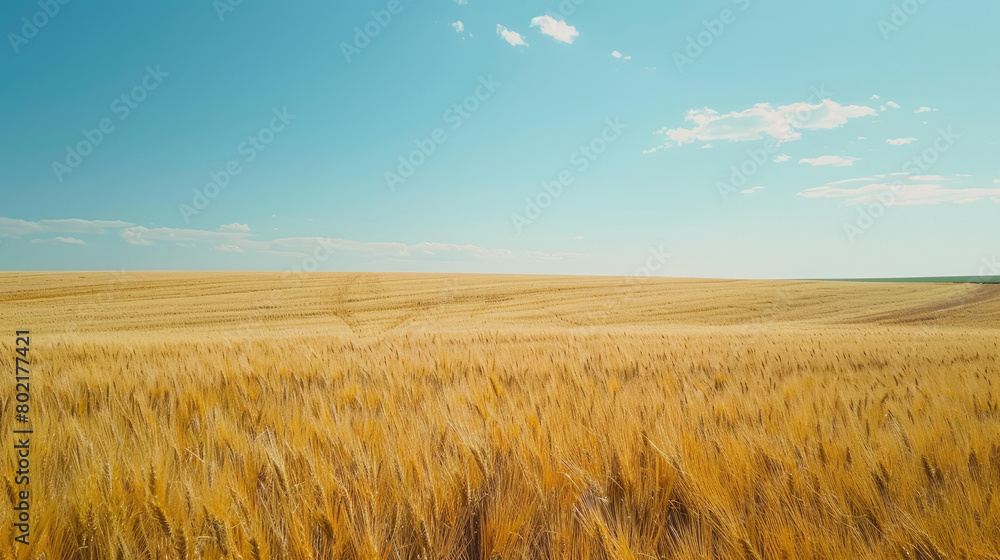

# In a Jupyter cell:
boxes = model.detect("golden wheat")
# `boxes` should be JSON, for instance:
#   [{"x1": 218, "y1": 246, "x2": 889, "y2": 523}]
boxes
[{"x1": 1, "y1": 272, "x2": 999, "y2": 559}]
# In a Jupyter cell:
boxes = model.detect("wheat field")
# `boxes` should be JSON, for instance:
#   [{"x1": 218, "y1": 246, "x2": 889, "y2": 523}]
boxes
[{"x1": 1, "y1": 272, "x2": 999, "y2": 560}]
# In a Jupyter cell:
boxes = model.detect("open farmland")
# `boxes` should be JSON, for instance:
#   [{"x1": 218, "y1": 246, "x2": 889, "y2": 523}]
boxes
[{"x1": 1, "y1": 272, "x2": 999, "y2": 559}]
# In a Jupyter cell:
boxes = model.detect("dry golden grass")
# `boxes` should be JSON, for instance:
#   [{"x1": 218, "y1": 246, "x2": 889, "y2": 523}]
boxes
[{"x1": 1, "y1": 272, "x2": 999, "y2": 559}]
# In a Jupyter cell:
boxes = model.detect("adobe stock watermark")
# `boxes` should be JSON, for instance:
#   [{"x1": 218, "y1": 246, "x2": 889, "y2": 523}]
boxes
[
  {"x1": 975, "y1": 255, "x2": 1000, "y2": 280},
  {"x1": 277, "y1": 236, "x2": 349, "y2": 290},
  {"x1": 179, "y1": 107, "x2": 296, "y2": 223},
  {"x1": 878, "y1": 0, "x2": 931, "y2": 40},
  {"x1": 511, "y1": 117, "x2": 628, "y2": 233},
  {"x1": 716, "y1": 84, "x2": 832, "y2": 202},
  {"x1": 213, "y1": 0, "x2": 255, "y2": 22},
  {"x1": 288, "y1": 237, "x2": 338, "y2": 278},
  {"x1": 51, "y1": 65, "x2": 169, "y2": 183},
  {"x1": 584, "y1": 244, "x2": 671, "y2": 323},
  {"x1": 631, "y1": 246, "x2": 672, "y2": 277},
  {"x1": 844, "y1": 127, "x2": 959, "y2": 244},
  {"x1": 385, "y1": 75, "x2": 501, "y2": 192},
  {"x1": 617, "y1": 245, "x2": 671, "y2": 310},
  {"x1": 555, "y1": 0, "x2": 587, "y2": 16},
  {"x1": 341, "y1": 0, "x2": 409, "y2": 63},
  {"x1": 8, "y1": 0, "x2": 72, "y2": 54},
  {"x1": 673, "y1": 0, "x2": 751, "y2": 73}
]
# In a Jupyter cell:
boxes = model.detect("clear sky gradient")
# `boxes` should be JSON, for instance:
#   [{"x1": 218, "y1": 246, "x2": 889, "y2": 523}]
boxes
[{"x1": 2, "y1": 0, "x2": 998, "y2": 278}]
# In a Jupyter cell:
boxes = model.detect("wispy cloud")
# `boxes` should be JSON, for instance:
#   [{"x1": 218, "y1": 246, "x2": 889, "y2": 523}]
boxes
[
  {"x1": 120, "y1": 226, "x2": 250, "y2": 248},
  {"x1": 914, "y1": 106, "x2": 938, "y2": 113},
  {"x1": 886, "y1": 137, "x2": 918, "y2": 145},
  {"x1": 5, "y1": 217, "x2": 524, "y2": 264},
  {"x1": 799, "y1": 155, "x2": 860, "y2": 167},
  {"x1": 219, "y1": 222, "x2": 251, "y2": 232},
  {"x1": 272, "y1": 238, "x2": 515, "y2": 261},
  {"x1": 0, "y1": 217, "x2": 134, "y2": 237},
  {"x1": 526, "y1": 251, "x2": 588, "y2": 262},
  {"x1": 117, "y1": 225, "x2": 517, "y2": 262},
  {"x1": 647, "y1": 99, "x2": 876, "y2": 151},
  {"x1": 799, "y1": 175, "x2": 1000, "y2": 206},
  {"x1": 823, "y1": 177, "x2": 876, "y2": 186},
  {"x1": 30, "y1": 236, "x2": 86, "y2": 246},
  {"x1": 611, "y1": 50, "x2": 631, "y2": 60}
]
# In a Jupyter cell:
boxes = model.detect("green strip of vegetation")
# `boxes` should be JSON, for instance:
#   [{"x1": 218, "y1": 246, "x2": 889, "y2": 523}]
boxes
[{"x1": 820, "y1": 276, "x2": 1000, "y2": 284}]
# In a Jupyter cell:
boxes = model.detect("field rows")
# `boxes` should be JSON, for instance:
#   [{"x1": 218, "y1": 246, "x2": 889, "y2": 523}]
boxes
[{"x1": 1, "y1": 273, "x2": 999, "y2": 559}]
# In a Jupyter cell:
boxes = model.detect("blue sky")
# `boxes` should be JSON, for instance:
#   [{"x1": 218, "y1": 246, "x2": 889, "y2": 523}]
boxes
[{"x1": 2, "y1": 0, "x2": 998, "y2": 278}]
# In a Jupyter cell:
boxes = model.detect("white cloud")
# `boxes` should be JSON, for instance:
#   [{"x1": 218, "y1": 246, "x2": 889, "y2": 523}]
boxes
[
  {"x1": 120, "y1": 226, "x2": 251, "y2": 247},
  {"x1": 773, "y1": 154, "x2": 790, "y2": 163},
  {"x1": 273, "y1": 237, "x2": 514, "y2": 261},
  {"x1": 698, "y1": 143, "x2": 714, "y2": 149},
  {"x1": 646, "y1": 99, "x2": 876, "y2": 151},
  {"x1": 257, "y1": 249, "x2": 307, "y2": 258},
  {"x1": 799, "y1": 155, "x2": 860, "y2": 167},
  {"x1": 496, "y1": 24, "x2": 527, "y2": 46},
  {"x1": 451, "y1": 21, "x2": 464, "y2": 33},
  {"x1": 525, "y1": 251, "x2": 588, "y2": 262},
  {"x1": 118, "y1": 225, "x2": 516, "y2": 262},
  {"x1": 799, "y1": 175, "x2": 1000, "y2": 206},
  {"x1": 885, "y1": 101, "x2": 901, "y2": 109},
  {"x1": 870, "y1": 94, "x2": 880, "y2": 100},
  {"x1": 740, "y1": 186, "x2": 765, "y2": 194},
  {"x1": 824, "y1": 177, "x2": 875, "y2": 186},
  {"x1": 6, "y1": 217, "x2": 540, "y2": 265},
  {"x1": 0, "y1": 217, "x2": 134, "y2": 237},
  {"x1": 611, "y1": 50, "x2": 631, "y2": 60},
  {"x1": 530, "y1": 15, "x2": 578, "y2": 44},
  {"x1": 122, "y1": 234, "x2": 155, "y2": 246},
  {"x1": 914, "y1": 107, "x2": 938, "y2": 113},
  {"x1": 454, "y1": 0, "x2": 467, "y2": 4},
  {"x1": 858, "y1": 136, "x2": 867, "y2": 140},
  {"x1": 886, "y1": 137, "x2": 918, "y2": 145},
  {"x1": 800, "y1": 183, "x2": 1000, "y2": 206},
  {"x1": 30, "y1": 236, "x2": 86, "y2": 246}
]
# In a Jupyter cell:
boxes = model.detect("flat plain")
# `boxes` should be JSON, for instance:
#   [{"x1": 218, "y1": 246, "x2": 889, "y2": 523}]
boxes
[{"x1": 1, "y1": 272, "x2": 999, "y2": 559}]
